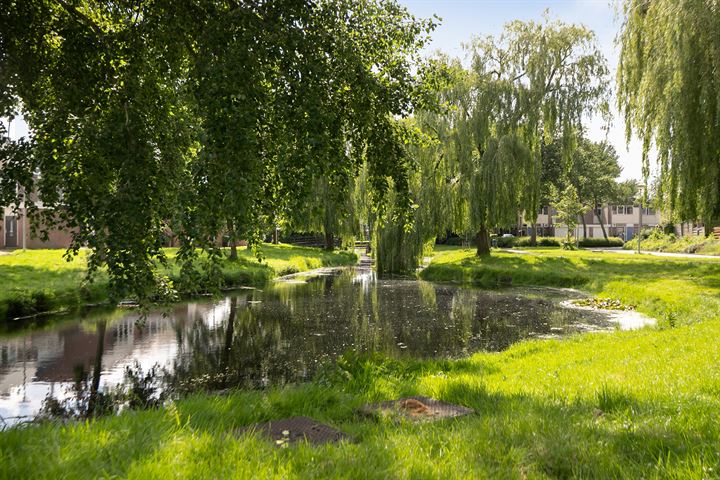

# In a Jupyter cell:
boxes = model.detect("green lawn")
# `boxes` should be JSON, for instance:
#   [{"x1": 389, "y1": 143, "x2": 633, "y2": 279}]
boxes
[
  {"x1": 422, "y1": 247, "x2": 720, "y2": 327},
  {"x1": 0, "y1": 245, "x2": 357, "y2": 322},
  {"x1": 1, "y1": 247, "x2": 719, "y2": 478}
]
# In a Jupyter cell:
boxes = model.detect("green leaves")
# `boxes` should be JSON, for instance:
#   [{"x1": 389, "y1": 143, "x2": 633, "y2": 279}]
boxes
[
  {"x1": 618, "y1": 0, "x2": 720, "y2": 223},
  {"x1": 417, "y1": 17, "x2": 609, "y2": 253},
  {"x1": 0, "y1": 0, "x2": 434, "y2": 299}
]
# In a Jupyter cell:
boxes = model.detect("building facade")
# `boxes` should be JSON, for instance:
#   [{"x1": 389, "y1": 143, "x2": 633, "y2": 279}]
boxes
[
  {"x1": 2, "y1": 187, "x2": 74, "y2": 250},
  {"x1": 532, "y1": 204, "x2": 661, "y2": 241}
]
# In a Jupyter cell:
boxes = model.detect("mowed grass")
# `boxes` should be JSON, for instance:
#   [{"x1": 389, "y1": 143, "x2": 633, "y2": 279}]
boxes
[
  {"x1": 422, "y1": 247, "x2": 720, "y2": 327},
  {"x1": 1, "y1": 247, "x2": 719, "y2": 478},
  {"x1": 0, "y1": 245, "x2": 357, "y2": 321}
]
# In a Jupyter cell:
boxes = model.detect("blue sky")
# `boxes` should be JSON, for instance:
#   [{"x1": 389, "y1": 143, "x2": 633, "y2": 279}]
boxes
[
  {"x1": 5, "y1": 0, "x2": 643, "y2": 180},
  {"x1": 398, "y1": 0, "x2": 646, "y2": 180}
]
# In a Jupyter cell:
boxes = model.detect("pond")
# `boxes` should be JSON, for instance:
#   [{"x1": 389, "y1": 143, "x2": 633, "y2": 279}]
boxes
[{"x1": 0, "y1": 267, "x2": 648, "y2": 426}]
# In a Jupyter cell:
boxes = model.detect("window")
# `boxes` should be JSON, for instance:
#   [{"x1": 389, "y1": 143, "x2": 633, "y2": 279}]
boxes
[
  {"x1": 611, "y1": 206, "x2": 617, "y2": 214},
  {"x1": 625, "y1": 206, "x2": 633, "y2": 215},
  {"x1": 643, "y1": 207, "x2": 655, "y2": 215},
  {"x1": 539, "y1": 206, "x2": 549, "y2": 215}
]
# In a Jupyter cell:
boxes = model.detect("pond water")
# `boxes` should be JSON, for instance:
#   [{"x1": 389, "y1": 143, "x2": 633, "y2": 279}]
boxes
[{"x1": 0, "y1": 267, "x2": 646, "y2": 425}]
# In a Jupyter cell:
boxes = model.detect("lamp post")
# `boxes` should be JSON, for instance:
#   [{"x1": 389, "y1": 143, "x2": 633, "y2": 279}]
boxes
[{"x1": 637, "y1": 197, "x2": 643, "y2": 254}]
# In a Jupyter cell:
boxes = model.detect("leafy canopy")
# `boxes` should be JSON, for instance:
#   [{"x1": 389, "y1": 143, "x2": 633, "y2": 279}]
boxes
[
  {"x1": 618, "y1": 0, "x2": 720, "y2": 222},
  {"x1": 0, "y1": 0, "x2": 435, "y2": 298}
]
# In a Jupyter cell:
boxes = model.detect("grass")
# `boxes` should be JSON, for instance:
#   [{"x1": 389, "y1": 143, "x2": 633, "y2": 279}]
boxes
[
  {"x1": 0, "y1": 245, "x2": 357, "y2": 322},
  {"x1": 1, "y1": 247, "x2": 719, "y2": 478},
  {"x1": 421, "y1": 247, "x2": 720, "y2": 327},
  {"x1": 624, "y1": 231, "x2": 720, "y2": 256}
]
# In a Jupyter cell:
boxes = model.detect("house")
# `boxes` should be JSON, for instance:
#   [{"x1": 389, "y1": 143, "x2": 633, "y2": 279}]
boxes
[
  {"x1": 532, "y1": 203, "x2": 661, "y2": 241},
  {"x1": 1, "y1": 189, "x2": 73, "y2": 249}
]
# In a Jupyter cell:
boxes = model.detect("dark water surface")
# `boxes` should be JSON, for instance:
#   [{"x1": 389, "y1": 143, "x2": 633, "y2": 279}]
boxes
[{"x1": 1, "y1": 267, "x2": 623, "y2": 424}]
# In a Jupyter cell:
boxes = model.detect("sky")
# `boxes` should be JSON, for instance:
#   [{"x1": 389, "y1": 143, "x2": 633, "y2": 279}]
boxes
[
  {"x1": 5, "y1": 0, "x2": 645, "y2": 181},
  {"x1": 398, "y1": 0, "x2": 646, "y2": 181}
]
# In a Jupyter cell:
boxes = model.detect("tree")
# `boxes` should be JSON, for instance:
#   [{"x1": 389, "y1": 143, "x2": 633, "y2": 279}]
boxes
[
  {"x1": 0, "y1": 0, "x2": 436, "y2": 297},
  {"x1": 540, "y1": 137, "x2": 622, "y2": 240},
  {"x1": 618, "y1": 0, "x2": 720, "y2": 225},
  {"x1": 449, "y1": 16, "x2": 609, "y2": 254},
  {"x1": 552, "y1": 185, "x2": 584, "y2": 249}
]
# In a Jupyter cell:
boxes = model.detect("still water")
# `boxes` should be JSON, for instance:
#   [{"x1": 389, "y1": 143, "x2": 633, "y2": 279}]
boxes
[{"x1": 0, "y1": 267, "x2": 636, "y2": 424}]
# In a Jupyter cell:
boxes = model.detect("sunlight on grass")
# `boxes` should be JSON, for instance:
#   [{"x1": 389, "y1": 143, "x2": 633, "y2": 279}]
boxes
[
  {"x1": 0, "y1": 245, "x2": 357, "y2": 321},
  {"x1": 2, "y1": 246, "x2": 719, "y2": 478}
]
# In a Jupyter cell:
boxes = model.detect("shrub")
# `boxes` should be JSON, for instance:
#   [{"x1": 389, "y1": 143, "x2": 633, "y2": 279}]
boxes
[
  {"x1": 493, "y1": 236, "x2": 516, "y2": 248},
  {"x1": 514, "y1": 236, "x2": 562, "y2": 247},
  {"x1": 439, "y1": 236, "x2": 465, "y2": 246},
  {"x1": 561, "y1": 238, "x2": 577, "y2": 250},
  {"x1": 623, "y1": 230, "x2": 720, "y2": 255},
  {"x1": 579, "y1": 237, "x2": 624, "y2": 248}
]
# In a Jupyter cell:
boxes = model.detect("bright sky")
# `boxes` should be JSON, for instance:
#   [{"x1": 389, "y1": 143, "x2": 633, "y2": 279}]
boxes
[
  {"x1": 398, "y1": 0, "x2": 647, "y2": 181},
  {"x1": 6, "y1": 0, "x2": 645, "y2": 181}
]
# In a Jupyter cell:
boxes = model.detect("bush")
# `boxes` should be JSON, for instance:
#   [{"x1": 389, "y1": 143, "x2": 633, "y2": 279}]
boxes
[
  {"x1": 579, "y1": 237, "x2": 624, "y2": 248},
  {"x1": 514, "y1": 236, "x2": 563, "y2": 247},
  {"x1": 493, "y1": 236, "x2": 516, "y2": 248},
  {"x1": 623, "y1": 230, "x2": 720, "y2": 255},
  {"x1": 441, "y1": 236, "x2": 465, "y2": 246}
]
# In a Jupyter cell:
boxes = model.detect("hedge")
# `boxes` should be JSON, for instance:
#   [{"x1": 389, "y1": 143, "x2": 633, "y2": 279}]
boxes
[{"x1": 578, "y1": 237, "x2": 624, "y2": 248}]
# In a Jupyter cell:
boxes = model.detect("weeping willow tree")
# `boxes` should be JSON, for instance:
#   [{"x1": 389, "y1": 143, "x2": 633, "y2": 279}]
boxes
[
  {"x1": 288, "y1": 174, "x2": 358, "y2": 250},
  {"x1": 618, "y1": 0, "x2": 720, "y2": 225},
  {"x1": 372, "y1": 63, "x2": 461, "y2": 273},
  {"x1": 456, "y1": 17, "x2": 610, "y2": 254},
  {"x1": 372, "y1": 119, "x2": 445, "y2": 273},
  {"x1": 372, "y1": 17, "x2": 609, "y2": 270}
]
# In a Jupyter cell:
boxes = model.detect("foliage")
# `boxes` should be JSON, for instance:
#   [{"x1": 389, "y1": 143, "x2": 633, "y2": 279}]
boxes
[
  {"x1": 4, "y1": 248, "x2": 720, "y2": 477},
  {"x1": 578, "y1": 237, "x2": 624, "y2": 248},
  {"x1": 0, "y1": 0, "x2": 435, "y2": 299},
  {"x1": 623, "y1": 230, "x2": 720, "y2": 256},
  {"x1": 492, "y1": 235, "x2": 516, "y2": 248},
  {"x1": 618, "y1": 0, "x2": 720, "y2": 223},
  {"x1": 0, "y1": 245, "x2": 356, "y2": 322},
  {"x1": 541, "y1": 137, "x2": 623, "y2": 240},
  {"x1": 515, "y1": 236, "x2": 563, "y2": 247},
  {"x1": 551, "y1": 185, "x2": 584, "y2": 249}
]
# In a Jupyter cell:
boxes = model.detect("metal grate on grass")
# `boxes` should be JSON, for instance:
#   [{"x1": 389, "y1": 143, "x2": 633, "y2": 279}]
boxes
[
  {"x1": 236, "y1": 416, "x2": 353, "y2": 447},
  {"x1": 358, "y1": 396, "x2": 474, "y2": 422}
]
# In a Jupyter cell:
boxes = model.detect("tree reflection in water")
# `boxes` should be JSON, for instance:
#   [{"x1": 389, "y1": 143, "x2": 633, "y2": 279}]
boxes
[
  {"x1": 167, "y1": 268, "x2": 607, "y2": 393},
  {"x1": 18, "y1": 268, "x2": 611, "y2": 422}
]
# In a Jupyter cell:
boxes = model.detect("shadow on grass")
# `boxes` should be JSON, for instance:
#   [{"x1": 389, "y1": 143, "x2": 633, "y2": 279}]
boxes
[
  {"x1": 2, "y1": 360, "x2": 717, "y2": 478},
  {"x1": 0, "y1": 264, "x2": 105, "y2": 321}
]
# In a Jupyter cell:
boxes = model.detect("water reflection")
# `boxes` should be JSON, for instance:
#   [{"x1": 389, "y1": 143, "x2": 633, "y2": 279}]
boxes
[{"x1": 1, "y1": 267, "x2": 620, "y2": 424}]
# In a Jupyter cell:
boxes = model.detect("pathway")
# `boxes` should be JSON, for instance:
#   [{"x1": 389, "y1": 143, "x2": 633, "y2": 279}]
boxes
[{"x1": 587, "y1": 247, "x2": 720, "y2": 260}]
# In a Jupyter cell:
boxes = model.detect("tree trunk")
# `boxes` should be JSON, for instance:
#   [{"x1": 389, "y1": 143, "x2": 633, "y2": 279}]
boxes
[
  {"x1": 88, "y1": 319, "x2": 106, "y2": 416},
  {"x1": 637, "y1": 205, "x2": 643, "y2": 253},
  {"x1": 222, "y1": 297, "x2": 237, "y2": 370},
  {"x1": 324, "y1": 231, "x2": 334, "y2": 250},
  {"x1": 272, "y1": 228, "x2": 279, "y2": 245},
  {"x1": 226, "y1": 220, "x2": 238, "y2": 260},
  {"x1": 530, "y1": 223, "x2": 538, "y2": 246},
  {"x1": 581, "y1": 215, "x2": 587, "y2": 239},
  {"x1": 595, "y1": 209, "x2": 608, "y2": 241},
  {"x1": 476, "y1": 226, "x2": 490, "y2": 256}
]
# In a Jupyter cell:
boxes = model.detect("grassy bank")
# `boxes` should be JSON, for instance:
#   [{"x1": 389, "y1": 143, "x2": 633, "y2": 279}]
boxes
[
  {"x1": 1, "y1": 247, "x2": 719, "y2": 478},
  {"x1": 0, "y1": 245, "x2": 357, "y2": 322},
  {"x1": 624, "y1": 231, "x2": 720, "y2": 256},
  {"x1": 422, "y1": 247, "x2": 720, "y2": 327}
]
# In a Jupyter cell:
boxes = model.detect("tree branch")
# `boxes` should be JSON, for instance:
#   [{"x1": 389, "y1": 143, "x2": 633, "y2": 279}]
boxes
[{"x1": 54, "y1": 0, "x2": 103, "y2": 36}]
